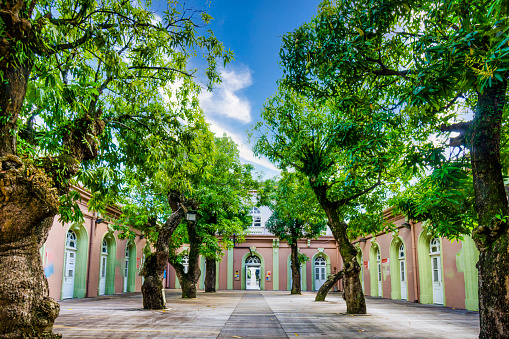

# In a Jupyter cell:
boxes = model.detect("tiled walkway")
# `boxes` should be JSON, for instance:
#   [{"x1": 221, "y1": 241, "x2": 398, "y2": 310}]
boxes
[
  {"x1": 54, "y1": 290, "x2": 479, "y2": 338},
  {"x1": 217, "y1": 292, "x2": 287, "y2": 338}
]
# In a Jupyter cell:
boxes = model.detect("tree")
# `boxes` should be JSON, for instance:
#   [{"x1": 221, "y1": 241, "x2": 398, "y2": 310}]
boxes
[
  {"x1": 278, "y1": 1, "x2": 509, "y2": 335},
  {"x1": 167, "y1": 135, "x2": 254, "y2": 298},
  {"x1": 197, "y1": 136, "x2": 254, "y2": 292},
  {"x1": 263, "y1": 172, "x2": 326, "y2": 295},
  {"x1": 253, "y1": 87, "x2": 402, "y2": 313},
  {"x1": 0, "y1": 0, "x2": 230, "y2": 334}
]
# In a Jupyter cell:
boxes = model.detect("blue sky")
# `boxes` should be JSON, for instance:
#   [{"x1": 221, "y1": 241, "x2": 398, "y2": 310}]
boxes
[{"x1": 154, "y1": 1, "x2": 320, "y2": 179}]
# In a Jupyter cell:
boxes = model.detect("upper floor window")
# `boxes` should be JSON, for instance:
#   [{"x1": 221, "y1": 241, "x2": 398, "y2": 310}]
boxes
[{"x1": 249, "y1": 207, "x2": 262, "y2": 227}]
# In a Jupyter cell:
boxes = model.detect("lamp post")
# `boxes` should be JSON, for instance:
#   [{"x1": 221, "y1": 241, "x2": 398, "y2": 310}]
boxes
[{"x1": 186, "y1": 211, "x2": 197, "y2": 222}]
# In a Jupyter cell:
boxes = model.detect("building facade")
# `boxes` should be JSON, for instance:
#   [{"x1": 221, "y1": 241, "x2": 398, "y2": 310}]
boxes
[
  {"x1": 42, "y1": 187, "x2": 147, "y2": 301},
  {"x1": 42, "y1": 190, "x2": 480, "y2": 313},
  {"x1": 354, "y1": 210, "x2": 480, "y2": 311}
]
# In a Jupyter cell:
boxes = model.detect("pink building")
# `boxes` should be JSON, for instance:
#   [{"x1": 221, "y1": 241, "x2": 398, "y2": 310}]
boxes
[
  {"x1": 42, "y1": 187, "x2": 147, "y2": 300},
  {"x1": 43, "y1": 191, "x2": 479, "y2": 313}
]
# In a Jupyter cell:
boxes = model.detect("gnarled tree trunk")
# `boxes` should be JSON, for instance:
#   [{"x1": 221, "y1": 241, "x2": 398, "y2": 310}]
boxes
[
  {"x1": 204, "y1": 257, "x2": 216, "y2": 292},
  {"x1": 141, "y1": 195, "x2": 186, "y2": 309},
  {"x1": 170, "y1": 219, "x2": 202, "y2": 299},
  {"x1": 315, "y1": 269, "x2": 344, "y2": 301},
  {"x1": 0, "y1": 17, "x2": 104, "y2": 333},
  {"x1": 469, "y1": 81, "x2": 509, "y2": 338},
  {"x1": 290, "y1": 241, "x2": 301, "y2": 294},
  {"x1": 311, "y1": 185, "x2": 366, "y2": 314}
]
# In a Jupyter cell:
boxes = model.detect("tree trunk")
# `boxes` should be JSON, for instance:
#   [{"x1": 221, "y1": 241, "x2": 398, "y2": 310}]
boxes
[
  {"x1": 141, "y1": 207, "x2": 185, "y2": 309},
  {"x1": 170, "y1": 219, "x2": 202, "y2": 299},
  {"x1": 315, "y1": 269, "x2": 344, "y2": 301},
  {"x1": 204, "y1": 257, "x2": 216, "y2": 292},
  {"x1": 311, "y1": 186, "x2": 366, "y2": 314},
  {"x1": 175, "y1": 270, "x2": 198, "y2": 298},
  {"x1": 141, "y1": 254, "x2": 166, "y2": 310},
  {"x1": 0, "y1": 127, "x2": 99, "y2": 337},
  {"x1": 290, "y1": 241, "x2": 301, "y2": 294},
  {"x1": 469, "y1": 81, "x2": 509, "y2": 338}
]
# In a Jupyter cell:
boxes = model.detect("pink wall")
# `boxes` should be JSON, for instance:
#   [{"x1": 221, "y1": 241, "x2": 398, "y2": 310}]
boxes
[{"x1": 43, "y1": 188, "x2": 146, "y2": 301}]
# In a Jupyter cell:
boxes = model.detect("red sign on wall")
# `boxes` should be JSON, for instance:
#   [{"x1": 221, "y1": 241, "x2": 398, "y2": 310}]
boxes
[
  {"x1": 363, "y1": 261, "x2": 369, "y2": 269},
  {"x1": 382, "y1": 258, "x2": 389, "y2": 264}
]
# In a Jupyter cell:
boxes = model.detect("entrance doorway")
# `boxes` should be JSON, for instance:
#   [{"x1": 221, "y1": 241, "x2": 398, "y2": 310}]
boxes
[
  {"x1": 399, "y1": 243, "x2": 407, "y2": 300},
  {"x1": 123, "y1": 245, "x2": 129, "y2": 293},
  {"x1": 314, "y1": 256, "x2": 326, "y2": 291},
  {"x1": 62, "y1": 230, "x2": 77, "y2": 299},
  {"x1": 99, "y1": 239, "x2": 108, "y2": 295},
  {"x1": 430, "y1": 238, "x2": 443, "y2": 304},
  {"x1": 245, "y1": 256, "x2": 261, "y2": 290}
]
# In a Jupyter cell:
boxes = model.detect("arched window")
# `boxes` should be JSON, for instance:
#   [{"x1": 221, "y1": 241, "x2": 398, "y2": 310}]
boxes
[
  {"x1": 246, "y1": 256, "x2": 261, "y2": 264},
  {"x1": 249, "y1": 207, "x2": 262, "y2": 227},
  {"x1": 314, "y1": 256, "x2": 326, "y2": 266},
  {"x1": 182, "y1": 255, "x2": 189, "y2": 274},
  {"x1": 66, "y1": 230, "x2": 77, "y2": 249},
  {"x1": 102, "y1": 239, "x2": 108, "y2": 254},
  {"x1": 399, "y1": 243, "x2": 405, "y2": 259},
  {"x1": 429, "y1": 238, "x2": 440, "y2": 254}
]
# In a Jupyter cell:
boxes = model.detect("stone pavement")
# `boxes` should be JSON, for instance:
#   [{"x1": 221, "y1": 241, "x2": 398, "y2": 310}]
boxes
[{"x1": 54, "y1": 289, "x2": 479, "y2": 338}]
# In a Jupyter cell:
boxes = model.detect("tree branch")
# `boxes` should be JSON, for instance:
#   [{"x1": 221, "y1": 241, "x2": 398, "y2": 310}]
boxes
[{"x1": 128, "y1": 66, "x2": 196, "y2": 78}]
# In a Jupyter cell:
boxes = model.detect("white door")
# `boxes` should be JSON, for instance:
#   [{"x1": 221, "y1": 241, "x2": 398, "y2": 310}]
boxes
[
  {"x1": 63, "y1": 230, "x2": 77, "y2": 299},
  {"x1": 246, "y1": 266, "x2": 260, "y2": 290},
  {"x1": 123, "y1": 246, "x2": 129, "y2": 293},
  {"x1": 431, "y1": 255, "x2": 443, "y2": 304},
  {"x1": 62, "y1": 249, "x2": 76, "y2": 299},
  {"x1": 99, "y1": 240, "x2": 108, "y2": 295},
  {"x1": 314, "y1": 257, "x2": 326, "y2": 291},
  {"x1": 400, "y1": 260, "x2": 407, "y2": 300},
  {"x1": 377, "y1": 250, "x2": 382, "y2": 297},
  {"x1": 399, "y1": 243, "x2": 407, "y2": 300}
]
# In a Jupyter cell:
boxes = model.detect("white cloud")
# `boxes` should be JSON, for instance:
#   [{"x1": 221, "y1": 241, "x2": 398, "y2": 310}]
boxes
[
  {"x1": 207, "y1": 119, "x2": 279, "y2": 173},
  {"x1": 199, "y1": 67, "x2": 253, "y2": 123}
]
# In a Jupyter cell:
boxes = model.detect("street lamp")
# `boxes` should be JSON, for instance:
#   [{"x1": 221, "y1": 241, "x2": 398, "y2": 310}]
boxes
[{"x1": 186, "y1": 211, "x2": 197, "y2": 221}]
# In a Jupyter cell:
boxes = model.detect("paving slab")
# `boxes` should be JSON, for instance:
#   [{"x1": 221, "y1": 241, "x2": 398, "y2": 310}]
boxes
[{"x1": 54, "y1": 289, "x2": 479, "y2": 338}]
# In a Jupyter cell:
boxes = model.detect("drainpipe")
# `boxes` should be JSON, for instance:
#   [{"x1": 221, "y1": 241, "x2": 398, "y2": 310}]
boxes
[
  {"x1": 86, "y1": 211, "x2": 96, "y2": 297},
  {"x1": 410, "y1": 220, "x2": 419, "y2": 303}
]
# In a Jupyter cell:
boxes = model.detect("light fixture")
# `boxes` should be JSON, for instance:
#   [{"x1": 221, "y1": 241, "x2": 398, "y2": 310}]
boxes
[
  {"x1": 186, "y1": 211, "x2": 197, "y2": 221},
  {"x1": 402, "y1": 222, "x2": 411, "y2": 229},
  {"x1": 96, "y1": 218, "x2": 104, "y2": 224},
  {"x1": 359, "y1": 238, "x2": 366, "y2": 243}
]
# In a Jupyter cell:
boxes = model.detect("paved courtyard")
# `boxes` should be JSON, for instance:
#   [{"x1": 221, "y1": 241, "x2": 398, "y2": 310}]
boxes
[{"x1": 54, "y1": 289, "x2": 479, "y2": 338}]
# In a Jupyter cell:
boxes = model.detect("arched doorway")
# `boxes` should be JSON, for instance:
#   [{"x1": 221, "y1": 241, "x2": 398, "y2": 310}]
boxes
[
  {"x1": 245, "y1": 256, "x2": 261, "y2": 290},
  {"x1": 389, "y1": 236, "x2": 407, "y2": 300},
  {"x1": 417, "y1": 231, "x2": 444, "y2": 305},
  {"x1": 429, "y1": 238, "x2": 443, "y2": 304},
  {"x1": 399, "y1": 243, "x2": 407, "y2": 300},
  {"x1": 123, "y1": 242, "x2": 136, "y2": 293},
  {"x1": 99, "y1": 233, "x2": 117, "y2": 296},
  {"x1": 369, "y1": 242, "x2": 382, "y2": 297},
  {"x1": 314, "y1": 257, "x2": 326, "y2": 290},
  {"x1": 99, "y1": 239, "x2": 108, "y2": 295},
  {"x1": 62, "y1": 230, "x2": 77, "y2": 299},
  {"x1": 61, "y1": 223, "x2": 89, "y2": 299}
]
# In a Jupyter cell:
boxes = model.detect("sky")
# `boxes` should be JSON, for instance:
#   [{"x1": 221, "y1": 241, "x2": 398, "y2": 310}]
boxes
[{"x1": 153, "y1": 0, "x2": 321, "y2": 179}]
